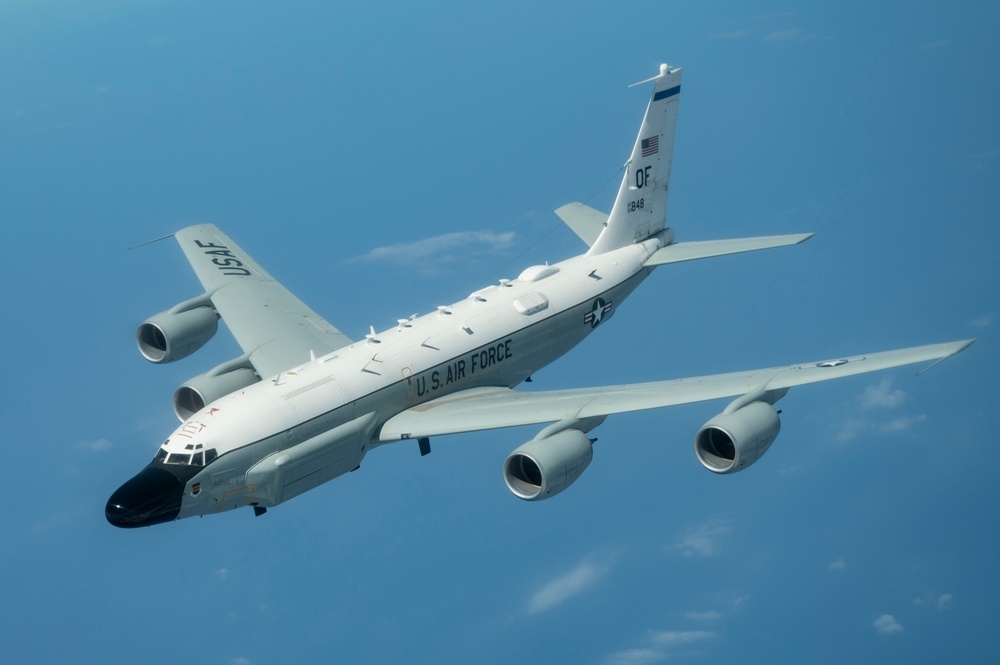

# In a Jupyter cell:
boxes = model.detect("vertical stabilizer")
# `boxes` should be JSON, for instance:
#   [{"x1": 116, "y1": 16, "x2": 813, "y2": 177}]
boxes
[{"x1": 588, "y1": 64, "x2": 682, "y2": 255}]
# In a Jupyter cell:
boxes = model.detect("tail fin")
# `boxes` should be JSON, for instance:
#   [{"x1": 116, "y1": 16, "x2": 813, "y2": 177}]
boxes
[{"x1": 588, "y1": 64, "x2": 682, "y2": 255}]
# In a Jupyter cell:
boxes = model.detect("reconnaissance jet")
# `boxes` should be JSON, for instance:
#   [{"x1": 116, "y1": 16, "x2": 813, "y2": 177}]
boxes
[{"x1": 106, "y1": 64, "x2": 973, "y2": 528}]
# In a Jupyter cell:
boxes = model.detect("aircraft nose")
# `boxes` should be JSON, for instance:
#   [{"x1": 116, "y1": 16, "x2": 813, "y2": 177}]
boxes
[{"x1": 106, "y1": 465, "x2": 185, "y2": 528}]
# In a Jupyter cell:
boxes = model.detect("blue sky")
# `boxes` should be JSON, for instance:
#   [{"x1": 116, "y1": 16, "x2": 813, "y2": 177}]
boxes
[{"x1": 2, "y1": 1, "x2": 998, "y2": 663}]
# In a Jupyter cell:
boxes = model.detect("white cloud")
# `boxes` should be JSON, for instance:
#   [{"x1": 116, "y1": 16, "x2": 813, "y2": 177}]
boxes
[
  {"x1": 606, "y1": 648, "x2": 663, "y2": 665},
  {"x1": 349, "y1": 230, "x2": 517, "y2": 266},
  {"x1": 878, "y1": 414, "x2": 927, "y2": 433},
  {"x1": 914, "y1": 592, "x2": 954, "y2": 610},
  {"x1": 836, "y1": 387, "x2": 929, "y2": 441},
  {"x1": 681, "y1": 594, "x2": 747, "y2": 624},
  {"x1": 829, "y1": 558, "x2": 846, "y2": 571},
  {"x1": 648, "y1": 631, "x2": 715, "y2": 648},
  {"x1": 861, "y1": 378, "x2": 906, "y2": 410},
  {"x1": 675, "y1": 520, "x2": 730, "y2": 557},
  {"x1": 683, "y1": 610, "x2": 724, "y2": 622},
  {"x1": 836, "y1": 416, "x2": 929, "y2": 442},
  {"x1": 921, "y1": 39, "x2": 953, "y2": 49},
  {"x1": 606, "y1": 630, "x2": 716, "y2": 665},
  {"x1": 527, "y1": 559, "x2": 607, "y2": 615},
  {"x1": 833, "y1": 378, "x2": 928, "y2": 441},
  {"x1": 874, "y1": 614, "x2": 903, "y2": 634},
  {"x1": 76, "y1": 437, "x2": 112, "y2": 452},
  {"x1": 971, "y1": 313, "x2": 992, "y2": 329},
  {"x1": 835, "y1": 417, "x2": 868, "y2": 443},
  {"x1": 728, "y1": 594, "x2": 750, "y2": 610}
]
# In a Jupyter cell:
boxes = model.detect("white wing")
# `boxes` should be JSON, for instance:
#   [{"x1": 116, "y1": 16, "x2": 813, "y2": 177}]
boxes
[
  {"x1": 379, "y1": 340, "x2": 974, "y2": 440},
  {"x1": 174, "y1": 224, "x2": 353, "y2": 377}
]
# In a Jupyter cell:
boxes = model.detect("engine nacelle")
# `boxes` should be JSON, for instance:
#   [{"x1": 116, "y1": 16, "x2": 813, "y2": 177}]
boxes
[
  {"x1": 503, "y1": 429, "x2": 593, "y2": 501},
  {"x1": 173, "y1": 367, "x2": 259, "y2": 421},
  {"x1": 694, "y1": 401, "x2": 780, "y2": 474},
  {"x1": 136, "y1": 306, "x2": 218, "y2": 364}
]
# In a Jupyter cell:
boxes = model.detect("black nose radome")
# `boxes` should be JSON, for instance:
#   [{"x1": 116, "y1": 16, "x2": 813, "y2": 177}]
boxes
[{"x1": 106, "y1": 465, "x2": 185, "y2": 528}]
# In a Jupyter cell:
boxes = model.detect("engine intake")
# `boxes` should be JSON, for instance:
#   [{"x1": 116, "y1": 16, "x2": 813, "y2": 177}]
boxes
[
  {"x1": 503, "y1": 429, "x2": 593, "y2": 501},
  {"x1": 173, "y1": 367, "x2": 259, "y2": 421},
  {"x1": 694, "y1": 401, "x2": 780, "y2": 474},
  {"x1": 137, "y1": 305, "x2": 218, "y2": 364}
]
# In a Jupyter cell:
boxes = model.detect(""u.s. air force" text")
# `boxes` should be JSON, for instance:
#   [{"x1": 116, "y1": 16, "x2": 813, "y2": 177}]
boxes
[
  {"x1": 412, "y1": 339, "x2": 512, "y2": 398},
  {"x1": 194, "y1": 239, "x2": 251, "y2": 276}
]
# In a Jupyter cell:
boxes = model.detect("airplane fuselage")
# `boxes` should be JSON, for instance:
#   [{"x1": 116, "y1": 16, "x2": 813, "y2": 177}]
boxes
[{"x1": 107, "y1": 235, "x2": 664, "y2": 526}]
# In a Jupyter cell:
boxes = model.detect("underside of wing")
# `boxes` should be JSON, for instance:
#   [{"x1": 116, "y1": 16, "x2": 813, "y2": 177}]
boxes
[
  {"x1": 378, "y1": 340, "x2": 974, "y2": 441},
  {"x1": 174, "y1": 224, "x2": 353, "y2": 377}
]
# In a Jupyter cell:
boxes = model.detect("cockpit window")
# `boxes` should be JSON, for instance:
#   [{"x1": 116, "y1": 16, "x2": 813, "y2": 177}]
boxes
[{"x1": 159, "y1": 447, "x2": 218, "y2": 467}]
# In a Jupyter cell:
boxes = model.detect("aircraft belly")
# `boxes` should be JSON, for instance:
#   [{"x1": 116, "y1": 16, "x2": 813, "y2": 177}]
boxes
[{"x1": 245, "y1": 411, "x2": 377, "y2": 507}]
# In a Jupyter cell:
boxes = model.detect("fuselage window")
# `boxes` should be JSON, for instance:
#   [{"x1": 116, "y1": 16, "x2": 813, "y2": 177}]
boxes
[
  {"x1": 205, "y1": 448, "x2": 218, "y2": 464},
  {"x1": 166, "y1": 453, "x2": 192, "y2": 465},
  {"x1": 154, "y1": 448, "x2": 168, "y2": 463},
  {"x1": 192, "y1": 452, "x2": 205, "y2": 466}
]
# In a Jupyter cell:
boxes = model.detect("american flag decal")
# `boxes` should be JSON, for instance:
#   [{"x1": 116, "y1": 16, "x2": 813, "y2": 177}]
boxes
[{"x1": 641, "y1": 135, "x2": 659, "y2": 157}]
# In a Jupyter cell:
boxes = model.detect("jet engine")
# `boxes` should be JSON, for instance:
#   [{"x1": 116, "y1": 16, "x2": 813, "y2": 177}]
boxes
[
  {"x1": 173, "y1": 366, "x2": 259, "y2": 421},
  {"x1": 503, "y1": 429, "x2": 593, "y2": 501},
  {"x1": 136, "y1": 304, "x2": 218, "y2": 364},
  {"x1": 694, "y1": 401, "x2": 780, "y2": 474}
]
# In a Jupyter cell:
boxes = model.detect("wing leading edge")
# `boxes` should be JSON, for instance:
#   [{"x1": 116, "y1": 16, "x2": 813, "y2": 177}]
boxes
[
  {"x1": 378, "y1": 340, "x2": 974, "y2": 441},
  {"x1": 174, "y1": 224, "x2": 353, "y2": 377}
]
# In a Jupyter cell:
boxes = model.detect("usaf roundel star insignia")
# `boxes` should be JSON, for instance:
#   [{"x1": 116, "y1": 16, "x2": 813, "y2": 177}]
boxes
[{"x1": 584, "y1": 298, "x2": 613, "y2": 328}]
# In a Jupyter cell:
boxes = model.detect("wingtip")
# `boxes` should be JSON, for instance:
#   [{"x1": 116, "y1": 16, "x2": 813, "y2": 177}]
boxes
[
  {"x1": 953, "y1": 338, "x2": 977, "y2": 354},
  {"x1": 916, "y1": 339, "x2": 976, "y2": 375}
]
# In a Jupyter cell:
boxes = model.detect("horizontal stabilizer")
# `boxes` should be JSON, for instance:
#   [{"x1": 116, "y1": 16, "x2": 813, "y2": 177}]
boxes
[
  {"x1": 555, "y1": 202, "x2": 609, "y2": 247},
  {"x1": 644, "y1": 233, "x2": 813, "y2": 266}
]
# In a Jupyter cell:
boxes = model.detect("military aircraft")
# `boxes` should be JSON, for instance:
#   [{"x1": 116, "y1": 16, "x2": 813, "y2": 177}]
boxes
[{"x1": 106, "y1": 64, "x2": 973, "y2": 528}]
